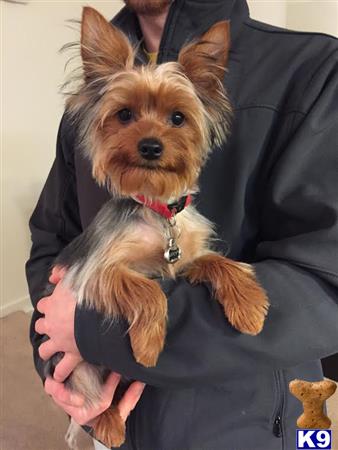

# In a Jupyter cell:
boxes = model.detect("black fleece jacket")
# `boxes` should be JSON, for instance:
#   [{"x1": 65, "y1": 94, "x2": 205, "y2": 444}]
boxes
[{"x1": 26, "y1": 1, "x2": 338, "y2": 449}]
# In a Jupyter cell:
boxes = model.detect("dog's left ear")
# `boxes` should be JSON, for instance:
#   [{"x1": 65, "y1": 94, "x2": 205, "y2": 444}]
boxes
[
  {"x1": 81, "y1": 7, "x2": 134, "y2": 82},
  {"x1": 178, "y1": 21, "x2": 230, "y2": 97}
]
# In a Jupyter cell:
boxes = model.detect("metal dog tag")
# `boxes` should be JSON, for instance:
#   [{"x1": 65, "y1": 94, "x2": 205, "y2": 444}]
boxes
[{"x1": 164, "y1": 238, "x2": 182, "y2": 264}]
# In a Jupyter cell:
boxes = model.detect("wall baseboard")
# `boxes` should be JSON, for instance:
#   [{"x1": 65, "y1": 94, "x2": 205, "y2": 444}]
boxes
[{"x1": 0, "y1": 296, "x2": 33, "y2": 318}]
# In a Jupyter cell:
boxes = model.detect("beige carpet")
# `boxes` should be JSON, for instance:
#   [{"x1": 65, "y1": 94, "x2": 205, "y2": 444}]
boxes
[
  {"x1": 0, "y1": 312, "x2": 93, "y2": 450},
  {"x1": 1, "y1": 311, "x2": 337, "y2": 450}
]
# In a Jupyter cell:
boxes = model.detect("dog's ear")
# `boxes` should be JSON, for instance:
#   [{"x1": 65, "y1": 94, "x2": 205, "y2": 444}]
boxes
[
  {"x1": 81, "y1": 7, "x2": 134, "y2": 82},
  {"x1": 178, "y1": 21, "x2": 230, "y2": 97}
]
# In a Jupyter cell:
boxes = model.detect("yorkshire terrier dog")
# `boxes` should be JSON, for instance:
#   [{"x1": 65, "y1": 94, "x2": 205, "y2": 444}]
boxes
[{"x1": 45, "y1": 7, "x2": 269, "y2": 448}]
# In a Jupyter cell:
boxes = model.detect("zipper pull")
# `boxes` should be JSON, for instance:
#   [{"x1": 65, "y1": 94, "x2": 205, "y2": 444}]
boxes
[{"x1": 273, "y1": 415, "x2": 282, "y2": 438}]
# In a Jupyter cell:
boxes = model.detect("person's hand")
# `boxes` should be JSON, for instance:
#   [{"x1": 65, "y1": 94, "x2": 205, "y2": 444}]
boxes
[
  {"x1": 35, "y1": 266, "x2": 83, "y2": 382},
  {"x1": 45, "y1": 372, "x2": 145, "y2": 426},
  {"x1": 39, "y1": 267, "x2": 146, "y2": 426}
]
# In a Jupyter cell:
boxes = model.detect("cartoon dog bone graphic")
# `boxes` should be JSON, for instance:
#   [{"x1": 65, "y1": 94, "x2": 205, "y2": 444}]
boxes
[{"x1": 289, "y1": 379, "x2": 337, "y2": 429}]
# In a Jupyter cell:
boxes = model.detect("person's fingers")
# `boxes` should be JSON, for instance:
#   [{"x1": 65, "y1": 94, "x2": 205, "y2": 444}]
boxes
[
  {"x1": 38, "y1": 339, "x2": 58, "y2": 361},
  {"x1": 36, "y1": 297, "x2": 50, "y2": 314},
  {"x1": 101, "y1": 372, "x2": 121, "y2": 402},
  {"x1": 45, "y1": 378, "x2": 84, "y2": 407},
  {"x1": 49, "y1": 395, "x2": 74, "y2": 417},
  {"x1": 73, "y1": 373, "x2": 121, "y2": 425},
  {"x1": 46, "y1": 373, "x2": 128, "y2": 427},
  {"x1": 118, "y1": 381, "x2": 146, "y2": 422},
  {"x1": 35, "y1": 318, "x2": 47, "y2": 335},
  {"x1": 46, "y1": 372, "x2": 143, "y2": 427},
  {"x1": 49, "y1": 266, "x2": 66, "y2": 285},
  {"x1": 48, "y1": 392, "x2": 86, "y2": 423},
  {"x1": 53, "y1": 353, "x2": 82, "y2": 383},
  {"x1": 50, "y1": 391, "x2": 103, "y2": 426}
]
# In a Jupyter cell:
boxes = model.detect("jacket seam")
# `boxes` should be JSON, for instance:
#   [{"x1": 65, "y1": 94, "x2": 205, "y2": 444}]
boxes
[
  {"x1": 257, "y1": 257, "x2": 338, "y2": 281},
  {"x1": 280, "y1": 369, "x2": 286, "y2": 450},
  {"x1": 158, "y1": 0, "x2": 185, "y2": 59},
  {"x1": 167, "y1": 0, "x2": 185, "y2": 52},
  {"x1": 59, "y1": 171, "x2": 75, "y2": 239},
  {"x1": 288, "y1": 260, "x2": 338, "y2": 281},
  {"x1": 60, "y1": 114, "x2": 76, "y2": 164},
  {"x1": 295, "y1": 48, "x2": 338, "y2": 115},
  {"x1": 256, "y1": 109, "x2": 301, "y2": 214},
  {"x1": 271, "y1": 370, "x2": 281, "y2": 425},
  {"x1": 59, "y1": 115, "x2": 78, "y2": 239},
  {"x1": 234, "y1": 104, "x2": 306, "y2": 115},
  {"x1": 245, "y1": 20, "x2": 337, "y2": 122},
  {"x1": 245, "y1": 19, "x2": 338, "y2": 41},
  {"x1": 186, "y1": 389, "x2": 196, "y2": 450}
]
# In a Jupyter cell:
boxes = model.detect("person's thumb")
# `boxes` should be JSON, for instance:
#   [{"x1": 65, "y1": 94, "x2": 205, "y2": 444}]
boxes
[
  {"x1": 118, "y1": 381, "x2": 145, "y2": 422},
  {"x1": 53, "y1": 353, "x2": 82, "y2": 383},
  {"x1": 102, "y1": 372, "x2": 121, "y2": 400},
  {"x1": 49, "y1": 265, "x2": 66, "y2": 284}
]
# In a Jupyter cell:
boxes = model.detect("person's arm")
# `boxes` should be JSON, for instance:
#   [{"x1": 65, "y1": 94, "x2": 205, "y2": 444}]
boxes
[
  {"x1": 75, "y1": 48, "x2": 338, "y2": 388},
  {"x1": 26, "y1": 114, "x2": 82, "y2": 381}
]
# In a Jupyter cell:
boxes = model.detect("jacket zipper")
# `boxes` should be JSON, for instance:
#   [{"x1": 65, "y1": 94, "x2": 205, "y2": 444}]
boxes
[
  {"x1": 272, "y1": 370, "x2": 284, "y2": 443},
  {"x1": 273, "y1": 414, "x2": 282, "y2": 438}
]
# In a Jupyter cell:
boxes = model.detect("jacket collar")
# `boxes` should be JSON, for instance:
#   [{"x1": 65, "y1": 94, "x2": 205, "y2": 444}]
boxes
[{"x1": 112, "y1": 0, "x2": 249, "y2": 62}]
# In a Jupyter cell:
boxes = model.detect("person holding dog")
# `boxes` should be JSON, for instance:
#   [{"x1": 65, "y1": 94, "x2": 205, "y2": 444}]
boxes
[{"x1": 27, "y1": 1, "x2": 338, "y2": 449}]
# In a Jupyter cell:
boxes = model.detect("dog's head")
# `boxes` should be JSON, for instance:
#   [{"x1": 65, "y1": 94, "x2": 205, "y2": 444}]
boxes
[{"x1": 68, "y1": 7, "x2": 231, "y2": 201}]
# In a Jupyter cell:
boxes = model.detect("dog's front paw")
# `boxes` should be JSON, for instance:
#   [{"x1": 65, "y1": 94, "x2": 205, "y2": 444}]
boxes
[
  {"x1": 224, "y1": 263, "x2": 269, "y2": 335},
  {"x1": 129, "y1": 319, "x2": 166, "y2": 367},
  {"x1": 184, "y1": 254, "x2": 269, "y2": 335}
]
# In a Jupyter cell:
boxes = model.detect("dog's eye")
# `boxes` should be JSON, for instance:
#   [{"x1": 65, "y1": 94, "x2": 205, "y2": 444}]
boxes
[
  {"x1": 171, "y1": 111, "x2": 185, "y2": 127},
  {"x1": 118, "y1": 108, "x2": 133, "y2": 123}
]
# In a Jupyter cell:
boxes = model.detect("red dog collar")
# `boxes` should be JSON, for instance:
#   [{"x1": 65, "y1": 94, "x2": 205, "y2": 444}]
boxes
[{"x1": 134, "y1": 194, "x2": 192, "y2": 220}]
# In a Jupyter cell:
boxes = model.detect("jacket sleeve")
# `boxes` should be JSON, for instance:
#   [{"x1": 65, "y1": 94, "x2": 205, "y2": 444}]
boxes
[
  {"x1": 26, "y1": 114, "x2": 82, "y2": 381},
  {"x1": 74, "y1": 48, "x2": 338, "y2": 388}
]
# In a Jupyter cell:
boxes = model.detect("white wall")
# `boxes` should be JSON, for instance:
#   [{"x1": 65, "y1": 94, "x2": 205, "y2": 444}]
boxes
[
  {"x1": 249, "y1": 1, "x2": 338, "y2": 36},
  {"x1": 1, "y1": 1, "x2": 337, "y2": 316},
  {"x1": 1, "y1": 1, "x2": 122, "y2": 316},
  {"x1": 249, "y1": 1, "x2": 287, "y2": 27},
  {"x1": 286, "y1": 1, "x2": 338, "y2": 37}
]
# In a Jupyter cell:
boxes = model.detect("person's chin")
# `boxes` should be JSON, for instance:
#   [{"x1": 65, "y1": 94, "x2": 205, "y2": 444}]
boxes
[{"x1": 123, "y1": 0, "x2": 172, "y2": 16}]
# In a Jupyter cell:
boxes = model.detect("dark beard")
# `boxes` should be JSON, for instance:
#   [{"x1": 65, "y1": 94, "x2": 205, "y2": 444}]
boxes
[{"x1": 123, "y1": 0, "x2": 172, "y2": 16}]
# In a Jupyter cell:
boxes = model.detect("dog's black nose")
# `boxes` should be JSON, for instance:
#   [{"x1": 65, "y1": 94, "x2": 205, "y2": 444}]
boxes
[{"x1": 138, "y1": 138, "x2": 163, "y2": 160}]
